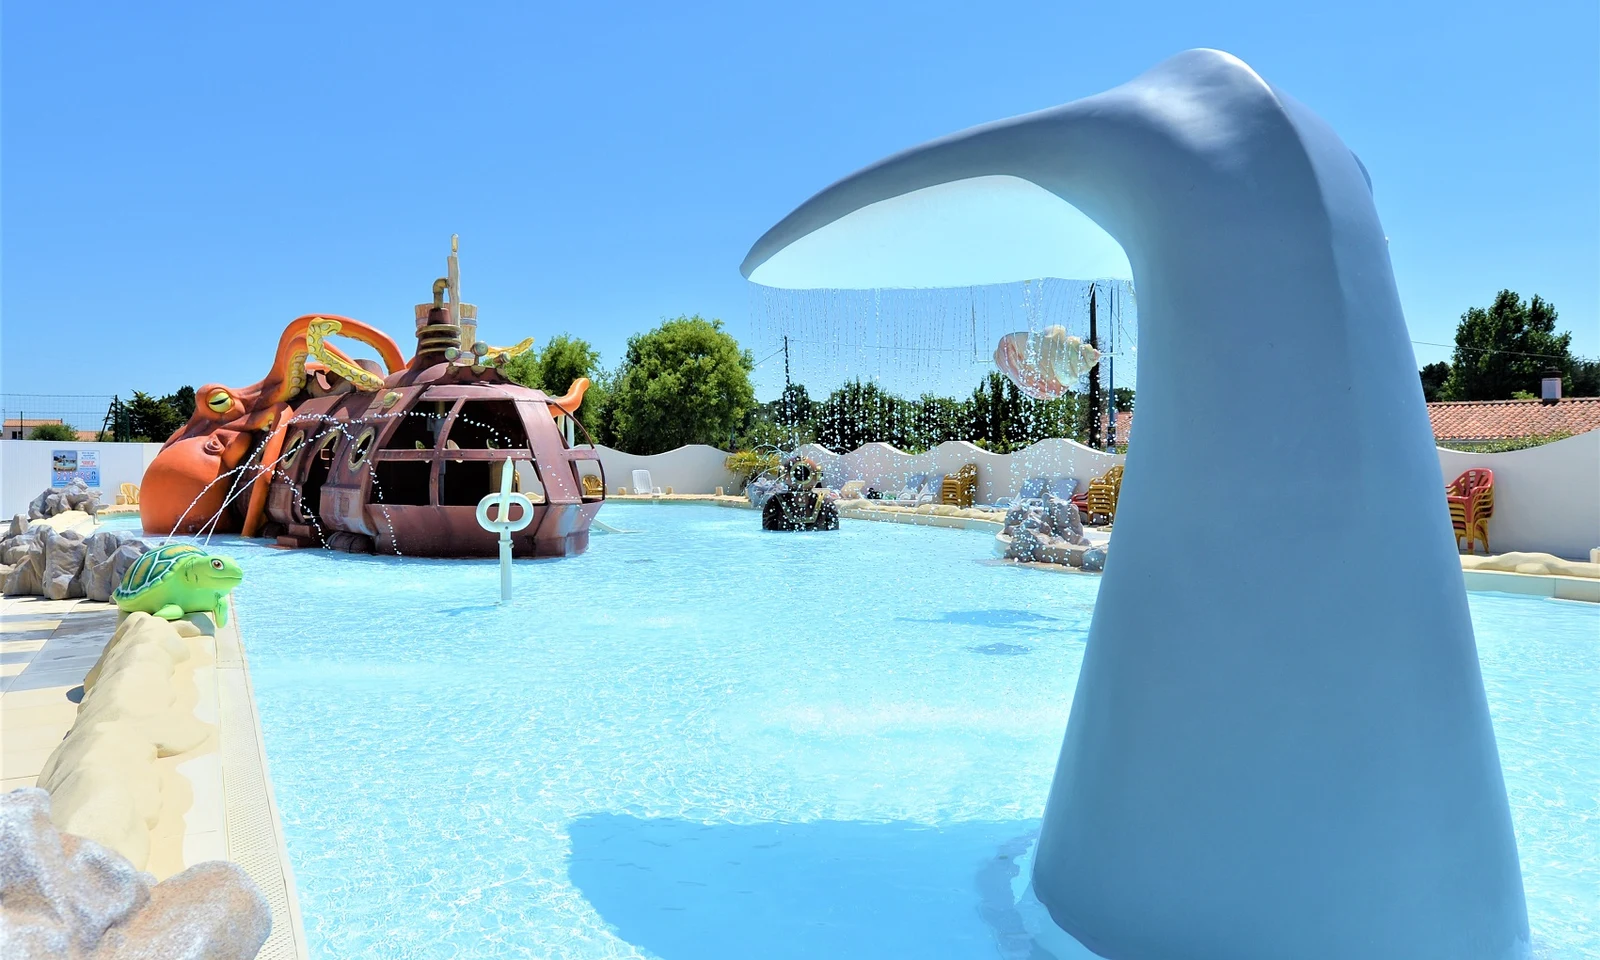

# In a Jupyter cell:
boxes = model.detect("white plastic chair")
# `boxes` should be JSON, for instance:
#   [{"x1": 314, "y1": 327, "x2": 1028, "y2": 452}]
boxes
[{"x1": 631, "y1": 469, "x2": 663, "y2": 498}]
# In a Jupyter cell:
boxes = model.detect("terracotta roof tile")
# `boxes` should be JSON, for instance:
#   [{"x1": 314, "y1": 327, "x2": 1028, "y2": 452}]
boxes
[{"x1": 1426, "y1": 397, "x2": 1600, "y2": 442}]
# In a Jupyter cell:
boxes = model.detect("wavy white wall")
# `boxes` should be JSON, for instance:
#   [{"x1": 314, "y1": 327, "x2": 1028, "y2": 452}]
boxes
[
  {"x1": 795, "y1": 438, "x2": 1125, "y2": 503},
  {"x1": 589, "y1": 444, "x2": 741, "y2": 496},
  {"x1": 1436, "y1": 430, "x2": 1599, "y2": 560}
]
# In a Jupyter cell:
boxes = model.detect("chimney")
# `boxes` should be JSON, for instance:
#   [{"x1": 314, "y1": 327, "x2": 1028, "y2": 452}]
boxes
[{"x1": 1540, "y1": 367, "x2": 1562, "y2": 402}]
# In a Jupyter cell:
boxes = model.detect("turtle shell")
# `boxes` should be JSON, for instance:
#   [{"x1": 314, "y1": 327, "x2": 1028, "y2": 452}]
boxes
[{"x1": 113, "y1": 543, "x2": 206, "y2": 600}]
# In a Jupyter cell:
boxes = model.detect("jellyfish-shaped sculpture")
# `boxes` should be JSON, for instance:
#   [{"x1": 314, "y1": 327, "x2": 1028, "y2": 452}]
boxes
[{"x1": 994, "y1": 326, "x2": 1099, "y2": 399}]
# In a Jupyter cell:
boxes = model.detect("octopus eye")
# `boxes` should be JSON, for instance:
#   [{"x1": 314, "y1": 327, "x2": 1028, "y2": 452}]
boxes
[
  {"x1": 207, "y1": 390, "x2": 234, "y2": 414},
  {"x1": 211, "y1": 558, "x2": 224, "y2": 570}
]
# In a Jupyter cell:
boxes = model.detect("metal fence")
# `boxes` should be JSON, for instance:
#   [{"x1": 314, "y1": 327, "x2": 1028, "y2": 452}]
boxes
[{"x1": 0, "y1": 394, "x2": 118, "y2": 440}]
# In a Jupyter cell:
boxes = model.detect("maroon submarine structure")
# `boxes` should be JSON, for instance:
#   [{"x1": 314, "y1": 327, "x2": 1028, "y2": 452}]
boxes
[{"x1": 263, "y1": 242, "x2": 606, "y2": 557}]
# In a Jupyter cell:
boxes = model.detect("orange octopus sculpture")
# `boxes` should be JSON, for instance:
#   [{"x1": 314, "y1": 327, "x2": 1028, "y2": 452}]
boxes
[{"x1": 141, "y1": 315, "x2": 406, "y2": 537}]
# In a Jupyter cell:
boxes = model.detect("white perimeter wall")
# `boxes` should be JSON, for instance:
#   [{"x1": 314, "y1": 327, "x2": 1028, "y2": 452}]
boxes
[
  {"x1": 1, "y1": 441, "x2": 165, "y2": 519},
  {"x1": 6, "y1": 434, "x2": 1594, "y2": 558},
  {"x1": 795, "y1": 438, "x2": 1124, "y2": 504},
  {"x1": 590, "y1": 444, "x2": 741, "y2": 496},
  {"x1": 1436, "y1": 430, "x2": 1599, "y2": 560}
]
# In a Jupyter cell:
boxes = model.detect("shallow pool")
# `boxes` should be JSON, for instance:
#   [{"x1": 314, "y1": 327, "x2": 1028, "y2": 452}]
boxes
[{"x1": 197, "y1": 504, "x2": 1597, "y2": 959}]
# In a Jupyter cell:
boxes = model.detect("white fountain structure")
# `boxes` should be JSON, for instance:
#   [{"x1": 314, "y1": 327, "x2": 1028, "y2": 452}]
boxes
[{"x1": 742, "y1": 49, "x2": 1529, "y2": 960}]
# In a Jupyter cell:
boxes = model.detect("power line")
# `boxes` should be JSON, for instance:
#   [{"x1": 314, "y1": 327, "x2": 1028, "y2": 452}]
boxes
[{"x1": 1410, "y1": 340, "x2": 1588, "y2": 362}]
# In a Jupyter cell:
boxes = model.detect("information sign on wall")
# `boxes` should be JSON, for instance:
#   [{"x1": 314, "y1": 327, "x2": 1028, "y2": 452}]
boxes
[{"x1": 50, "y1": 449, "x2": 100, "y2": 487}]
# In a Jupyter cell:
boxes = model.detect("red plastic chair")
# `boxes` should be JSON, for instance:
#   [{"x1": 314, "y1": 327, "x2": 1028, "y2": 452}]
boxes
[{"x1": 1446, "y1": 468, "x2": 1494, "y2": 554}]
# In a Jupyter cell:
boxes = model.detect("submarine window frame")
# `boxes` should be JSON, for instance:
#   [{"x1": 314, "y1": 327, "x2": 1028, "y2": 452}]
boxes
[
  {"x1": 348, "y1": 427, "x2": 377, "y2": 470},
  {"x1": 292, "y1": 432, "x2": 343, "y2": 524},
  {"x1": 435, "y1": 398, "x2": 547, "y2": 508},
  {"x1": 279, "y1": 431, "x2": 308, "y2": 472}
]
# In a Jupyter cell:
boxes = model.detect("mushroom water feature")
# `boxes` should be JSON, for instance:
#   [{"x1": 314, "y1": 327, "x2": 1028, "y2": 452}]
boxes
[{"x1": 742, "y1": 49, "x2": 1528, "y2": 960}]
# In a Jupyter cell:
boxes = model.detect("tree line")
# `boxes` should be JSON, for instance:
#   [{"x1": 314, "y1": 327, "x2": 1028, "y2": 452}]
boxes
[
  {"x1": 52, "y1": 289, "x2": 1589, "y2": 452},
  {"x1": 1419, "y1": 290, "x2": 1598, "y2": 402},
  {"x1": 503, "y1": 315, "x2": 1131, "y2": 456},
  {"x1": 26, "y1": 388, "x2": 196, "y2": 442}
]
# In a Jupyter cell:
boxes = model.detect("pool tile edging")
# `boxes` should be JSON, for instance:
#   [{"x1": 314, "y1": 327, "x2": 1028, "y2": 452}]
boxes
[{"x1": 215, "y1": 596, "x2": 310, "y2": 960}]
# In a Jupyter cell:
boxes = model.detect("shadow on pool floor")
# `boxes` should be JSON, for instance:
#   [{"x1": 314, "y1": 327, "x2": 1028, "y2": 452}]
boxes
[{"x1": 567, "y1": 815, "x2": 1050, "y2": 959}]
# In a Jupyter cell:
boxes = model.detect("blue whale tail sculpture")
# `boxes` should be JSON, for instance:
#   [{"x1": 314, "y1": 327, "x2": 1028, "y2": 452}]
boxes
[{"x1": 743, "y1": 49, "x2": 1529, "y2": 960}]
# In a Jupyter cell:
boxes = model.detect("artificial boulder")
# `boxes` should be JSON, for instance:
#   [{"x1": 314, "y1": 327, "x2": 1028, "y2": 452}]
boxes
[
  {"x1": 1000, "y1": 492, "x2": 1092, "y2": 566},
  {"x1": 1, "y1": 520, "x2": 148, "y2": 601},
  {"x1": 77, "y1": 533, "x2": 150, "y2": 602},
  {"x1": 0, "y1": 789, "x2": 271, "y2": 960},
  {"x1": 26, "y1": 479, "x2": 103, "y2": 521},
  {"x1": 745, "y1": 476, "x2": 785, "y2": 509},
  {"x1": 4, "y1": 529, "x2": 47, "y2": 596},
  {"x1": 43, "y1": 529, "x2": 89, "y2": 600}
]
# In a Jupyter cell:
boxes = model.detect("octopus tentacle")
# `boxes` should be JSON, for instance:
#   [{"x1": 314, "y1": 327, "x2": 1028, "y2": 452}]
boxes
[
  {"x1": 546, "y1": 377, "x2": 591, "y2": 415},
  {"x1": 241, "y1": 404, "x2": 291, "y2": 538}
]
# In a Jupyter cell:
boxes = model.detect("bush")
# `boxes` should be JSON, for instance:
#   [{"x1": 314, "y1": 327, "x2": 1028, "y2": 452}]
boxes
[
  {"x1": 27, "y1": 423, "x2": 78, "y2": 441},
  {"x1": 725, "y1": 450, "x2": 780, "y2": 492},
  {"x1": 1438, "y1": 431, "x2": 1573, "y2": 454}
]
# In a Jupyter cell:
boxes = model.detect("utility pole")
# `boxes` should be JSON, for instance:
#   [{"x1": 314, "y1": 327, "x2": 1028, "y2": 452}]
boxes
[
  {"x1": 782, "y1": 335, "x2": 795, "y2": 447},
  {"x1": 1106, "y1": 285, "x2": 1117, "y2": 449},
  {"x1": 1086, "y1": 283, "x2": 1102, "y2": 449}
]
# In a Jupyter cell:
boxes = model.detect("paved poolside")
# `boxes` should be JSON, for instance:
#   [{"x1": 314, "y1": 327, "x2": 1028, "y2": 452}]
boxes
[
  {"x1": 0, "y1": 594, "x2": 309, "y2": 959},
  {"x1": 0, "y1": 596, "x2": 118, "y2": 790}
]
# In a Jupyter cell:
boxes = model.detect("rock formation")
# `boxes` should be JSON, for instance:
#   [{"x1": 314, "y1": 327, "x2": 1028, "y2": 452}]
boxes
[
  {"x1": 1, "y1": 509, "x2": 148, "y2": 601},
  {"x1": 27, "y1": 478, "x2": 103, "y2": 520},
  {"x1": 0, "y1": 788, "x2": 270, "y2": 960}
]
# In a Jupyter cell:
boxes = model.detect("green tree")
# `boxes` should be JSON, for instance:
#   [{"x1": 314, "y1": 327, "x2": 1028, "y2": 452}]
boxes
[
  {"x1": 503, "y1": 335, "x2": 614, "y2": 443},
  {"x1": 908, "y1": 394, "x2": 969, "y2": 451},
  {"x1": 162, "y1": 385, "x2": 196, "y2": 421},
  {"x1": 1113, "y1": 386, "x2": 1135, "y2": 411},
  {"x1": 28, "y1": 422, "x2": 78, "y2": 441},
  {"x1": 1569, "y1": 357, "x2": 1600, "y2": 398},
  {"x1": 126, "y1": 391, "x2": 185, "y2": 442},
  {"x1": 1442, "y1": 291, "x2": 1572, "y2": 400},
  {"x1": 776, "y1": 382, "x2": 814, "y2": 444},
  {"x1": 814, "y1": 379, "x2": 916, "y2": 451},
  {"x1": 610, "y1": 316, "x2": 755, "y2": 454},
  {"x1": 1419, "y1": 362, "x2": 1451, "y2": 402}
]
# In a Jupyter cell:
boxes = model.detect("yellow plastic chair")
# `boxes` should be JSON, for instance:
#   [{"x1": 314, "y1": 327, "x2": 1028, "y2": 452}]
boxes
[
  {"x1": 940, "y1": 463, "x2": 978, "y2": 508},
  {"x1": 119, "y1": 482, "x2": 140, "y2": 506},
  {"x1": 1085, "y1": 465, "x2": 1124, "y2": 524}
]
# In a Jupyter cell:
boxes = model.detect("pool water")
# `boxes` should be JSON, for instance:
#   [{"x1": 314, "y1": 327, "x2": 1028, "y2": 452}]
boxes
[{"x1": 194, "y1": 504, "x2": 1596, "y2": 959}]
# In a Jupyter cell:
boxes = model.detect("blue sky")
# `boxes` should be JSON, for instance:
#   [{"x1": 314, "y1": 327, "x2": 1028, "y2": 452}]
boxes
[{"x1": 3, "y1": 0, "x2": 1595, "y2": 405}]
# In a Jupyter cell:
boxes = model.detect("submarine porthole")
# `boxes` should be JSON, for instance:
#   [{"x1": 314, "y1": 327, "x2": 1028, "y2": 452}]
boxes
[
  {"x1": 348, "y1": 427, "x2": 376, "y2": 469},
  {"x1": 279, "y1": 432, "x2": 307, "y2": 471}
]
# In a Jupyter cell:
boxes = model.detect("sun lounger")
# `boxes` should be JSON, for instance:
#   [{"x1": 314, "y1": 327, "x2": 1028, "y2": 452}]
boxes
[{"x1": 631, "y1": 469, "x2": 663, "y2": 498}]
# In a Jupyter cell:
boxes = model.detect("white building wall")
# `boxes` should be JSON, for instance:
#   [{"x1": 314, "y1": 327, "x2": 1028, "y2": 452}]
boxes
[{"x1": 1, "y1": 440, "x2": 164, "y2": 518}]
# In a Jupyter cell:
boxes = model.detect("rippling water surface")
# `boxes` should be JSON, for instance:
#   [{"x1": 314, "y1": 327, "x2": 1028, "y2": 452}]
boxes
[{"x1": 195, "y1": 504, "x2": 1599, "y2": 959}]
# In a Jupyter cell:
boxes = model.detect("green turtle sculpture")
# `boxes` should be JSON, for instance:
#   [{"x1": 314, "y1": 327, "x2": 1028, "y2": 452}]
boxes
[{"x1": 113, "y1": 543, "x2": 244, "y2": 625}]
